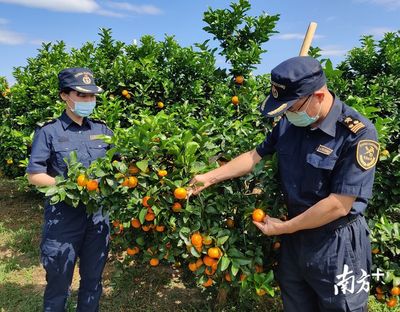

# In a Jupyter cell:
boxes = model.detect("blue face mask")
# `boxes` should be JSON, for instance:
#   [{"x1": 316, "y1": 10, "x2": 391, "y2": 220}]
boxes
[
  {"x1": 73, "y1": 101, "x2": 96, "y2": 117},
  {"x1": 285, "y1": 96, "x2": 321, "y2": 127}
]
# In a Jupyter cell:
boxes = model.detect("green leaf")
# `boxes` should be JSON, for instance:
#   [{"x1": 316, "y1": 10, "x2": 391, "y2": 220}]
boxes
[
  {"x1": 138, "y1": 208, "x2": 147, "y2": 224},
  {"x1": 45, "y1": 186, "x2": 59, "y2": 197},
  {"x1": 231, "y1": 263, "x2": 239, "y2": 276},
  {"x1": 220, "y1": 256, "x2": 231, "y2": 271},
  {"x1": 217, "y1": 235, "x2": 230, "y2": 245},
  {"x1": 136, "y1": 160, "x2": 149, "y2": 172}
]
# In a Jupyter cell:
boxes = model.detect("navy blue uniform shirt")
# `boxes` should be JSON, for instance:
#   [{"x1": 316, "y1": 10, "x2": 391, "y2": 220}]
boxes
[
  {"x1": 27, "y1": 111, "x2": 112, "y2": 178},
  {"x1": 256, "y1": 94, "x2": 378, "y2": 217}
]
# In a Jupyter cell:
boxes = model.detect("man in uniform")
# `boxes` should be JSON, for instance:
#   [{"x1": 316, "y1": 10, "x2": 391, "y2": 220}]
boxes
[
  {"x1": 190, "y1": 56, "x2": 379, "y2": 311},
  {"x1": 27, "y1": 68, "x2": 112, "y2": 311}
]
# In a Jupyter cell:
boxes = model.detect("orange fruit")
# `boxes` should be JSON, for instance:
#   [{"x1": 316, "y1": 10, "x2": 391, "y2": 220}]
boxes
[
  {"x1": 191, "y1": 233, "x2": 203, "y2": 247},
  {"x1": 252, "y1": 208, "x2": 266, "y2": 222},
  {"x1": 142, "y1": 225, "x2": 151, "y2": 232},
  {"x1": 188, "y1": 262, "x2": 197, "y2": 272},
  {"x1": 387, "y1": 297, "x2": 398, "y2": 308},
  {"x1": 122, "y1": 89, "x2": 129, "y2": 97},
  {"x1": 203, "y1": 255, "x2": 216, "y2": 267},
  {"x1": 273, "y1": 241, "x2": 281, "y2": 250},
  {"x1": 125, "y1": 94, "x2": 131, "y2": 100},
  {"x1": 121, "y1": 178, "x2": 129, "y2": 187},
  {"x1": 115, "y1": 223, "x2": 123, "y2": 234},
  {"x1": 208, "y1": 247, "x2": 222, "y2": 259},
  {"x1": 145, "y1": 212, "x2": 155, "y2": 222},
  {"x1": 381, "y1": 149, "x2": 390, "y2": 157},
  {"x1": 376, "y1": 286, "x2": 384, "y2": 294},
  {"x1": 391, "y1": 286, "x2": 400, "y2": 296},
  {"x1": 142, "y1": 196, "x2": 151, "y2": 207},
  {"x1": 157, "y1": 101, "x2": 164, "y2": 108},
  {"x1": 6, "y1": 159, "x2": 13, "y2": 165},
  {"x1": 157, "y1": 169, "x2": 167, "y2": 177},
  {"x1": 174, "y1": 187, "x2": 187, "y2": 200},
  {"x1": 77, "y1": 174, "x2": 88, "y2": 187},
  {"x1": 372, "y1": 248, "x2": 379, "y2": 254},
  {"x1": 112, "y1": 220, "x2": 120, "y2": 227},
  {"x1": 202, "y1": 236, "x2": 212, "y2": 245},
  {"x1": 155, "y1": 225, "x2": 165, "y2": 232},
  {"x1": 196, "y1": 258, "x2": 203, "y2": 268},
  {"x1": 150, "y1": 258, "x2": 159, "y2": 266},
  {"x1": 205, "y1": 266, "x2": 216, "y2": 276},
  {"x1": 235, "y1": 75, "x2": 244, "y2": 84},
  {"x1": 172, "y1": 202, "x2": 182, "y2": 212},
  {"x1": 240, "y1": 274, "x2": 247, "y2": 281},
  {"x1": 128, "y1": 176, "x2": 138, "y2": 188},
  {"x1": 128, "y1": 165, "x2": 139, "y2": 174},
  {"x1": 225, "y1": 272, "x2": 232, "y2": 282},
  {"x1": 131, "y1": 218, "x2": 141, "y2": 228},
  {"x1": 231, "y1": 95, "x2": 239, "y2": 105},
  {"x1": 86, "y1": 180, "x2": 98, "y2": 191},
  {"x1": 256, "y1": 289, "x2": 266, "y2": 296},
  {"x1": 127, "y1": 247, "x2": 139, "y2": 256},
  {"x1": 226, "y1": 218, "x2": 235, "y2": 228},
  {"x1": 255, "y1": 264, "x2": 264, "y2": 273},
  {"x1": 202, "y1": 278, "x2": 213, "y2": 287}
]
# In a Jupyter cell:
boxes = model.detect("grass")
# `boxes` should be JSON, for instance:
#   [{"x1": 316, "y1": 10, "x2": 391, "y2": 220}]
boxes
[{"x1": 0, "y1": 177, "x2": 398, "y2": 311}]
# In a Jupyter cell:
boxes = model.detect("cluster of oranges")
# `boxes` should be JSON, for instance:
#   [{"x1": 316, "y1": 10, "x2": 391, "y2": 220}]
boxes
[
  {"x1": 231, "y1": 75, "x2": 244, "y2": 106},
  {"x1": 121, "y1": 89, "x2": 131, "y2": 100},
  {"x1": 77, "y1": 174, "x2": 99, "y2": 192},
  {"x1": 376, "y1": 286, "x2": 400, "y2": 308},
  {"x1": 186, "y1": 232, "x2": 224, "y2": 287}
]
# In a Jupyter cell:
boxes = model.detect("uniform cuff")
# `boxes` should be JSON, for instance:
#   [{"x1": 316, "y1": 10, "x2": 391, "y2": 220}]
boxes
[{"x1": 331, "y1": 183, "x2": 373, "y2": 199}]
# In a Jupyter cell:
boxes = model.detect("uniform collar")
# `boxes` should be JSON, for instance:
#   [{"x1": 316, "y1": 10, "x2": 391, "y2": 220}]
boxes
[
  {"x1": 313, "y1": 92, "x2": 342, "y2": 137},
  {"x1": 60, "y1": 110, "x2": 91, "y2": 130}
]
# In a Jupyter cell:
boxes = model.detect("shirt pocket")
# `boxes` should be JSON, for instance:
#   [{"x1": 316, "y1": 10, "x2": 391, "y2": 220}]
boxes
[
  {"x1": 303, "y1": 153, "x2": 338, "y2": 195},
  {"x1": 52, "y1": 142, "x2": 78, "y2": 168},
  {"x1": 87, "y1": 141, "x2": 108, "y2": 160}
]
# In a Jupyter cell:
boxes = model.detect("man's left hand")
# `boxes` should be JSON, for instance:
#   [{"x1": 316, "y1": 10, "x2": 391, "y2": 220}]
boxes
[{"x1": 253, "y1": 217, "x2": 286, "y2": 236}]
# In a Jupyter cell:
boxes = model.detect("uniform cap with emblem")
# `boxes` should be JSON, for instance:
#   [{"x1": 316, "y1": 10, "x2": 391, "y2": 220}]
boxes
[
  {"x1": 58, "y1": 67, "x2": 103, "y2": 94},
  {"x1": 259, "y1": 56, "x2": 326, "y2": 117}
]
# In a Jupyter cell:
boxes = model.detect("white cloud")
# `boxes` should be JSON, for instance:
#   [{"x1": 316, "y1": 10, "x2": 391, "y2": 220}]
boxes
[
  {"x1": 275, "y1": 33, "x2": 324, "y2": 40},
  {"x1": 0, "y1": 0, "x2": 162, "y2": 17},
  {"x1": 356, "y1": 0, "x2": 400, "y2": 10},
  {"x1": 0, "y1": 18, "x2": 9, "y2": 24},
  {"x1": 0, "y1": 28, "x2": 26, "y2": 45},
  {"x1": 0, "y1": 0, "x2": 101, "y2": 13},
  {"x1": 366, "y1": 27, "x2": 395, "y2": 37},
  {"x1": 320, "y1": 45, "x2": 348, "y2": 57},
  {"x1": 105, "y1": 2, "x2": 162, "y2": 15}
]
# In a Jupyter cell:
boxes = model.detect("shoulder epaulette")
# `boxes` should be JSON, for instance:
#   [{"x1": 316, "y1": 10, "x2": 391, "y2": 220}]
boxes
[
  {"x1": 89, "y1": 118, "x2": 107, "y2": 125},
  {"x1": 36, "y1": 119, "x2": 57, "y2": 128},
  {"x1": 341, "y1": 115, "x2": 366, "y2": 134}
]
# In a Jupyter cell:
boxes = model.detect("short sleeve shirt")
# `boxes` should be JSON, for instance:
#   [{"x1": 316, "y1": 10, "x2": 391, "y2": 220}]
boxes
[
  {"x1": 26, "y1": 111, "x2": 113, "y2": 178},
  {"x1": 256, "y1": 94, "x2": 379, "y2": 217}
]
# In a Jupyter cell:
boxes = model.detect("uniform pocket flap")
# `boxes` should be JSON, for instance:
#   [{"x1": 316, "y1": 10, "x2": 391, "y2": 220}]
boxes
[
  {"x1": 306, "y1": 153, "x2": 338, "y2": 170},
  {"x1": 53, "y1": 142, "x2": 78, "y2": 152}
]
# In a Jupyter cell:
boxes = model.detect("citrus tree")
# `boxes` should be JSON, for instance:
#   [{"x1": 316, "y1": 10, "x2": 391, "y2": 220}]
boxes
[{"x1": 1, "y1": 0, "x2": 399, "y2": 308}]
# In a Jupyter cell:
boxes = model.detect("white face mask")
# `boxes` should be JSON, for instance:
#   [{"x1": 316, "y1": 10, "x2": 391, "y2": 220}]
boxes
[{"x1": 285, "y1": 96, "x2": 321, "y2": 127}]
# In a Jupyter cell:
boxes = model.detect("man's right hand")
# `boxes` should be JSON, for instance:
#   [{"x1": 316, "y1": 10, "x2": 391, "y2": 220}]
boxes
[{"x1": 189, "y1": 173, "x2": 214, "y2": 195}]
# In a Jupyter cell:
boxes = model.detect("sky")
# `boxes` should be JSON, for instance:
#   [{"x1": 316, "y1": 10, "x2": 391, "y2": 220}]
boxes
[{"x1": 0, "y1": 0, "x2": 399, "y2": 85}]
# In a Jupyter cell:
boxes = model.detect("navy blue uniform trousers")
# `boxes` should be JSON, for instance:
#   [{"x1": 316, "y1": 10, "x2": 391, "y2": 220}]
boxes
[
  {"x1": 40, "y1": 202, "x2": 109, "y2": 312},
  {"x1": 276, "y1": 215, "x2": 371, "y2": 312}
]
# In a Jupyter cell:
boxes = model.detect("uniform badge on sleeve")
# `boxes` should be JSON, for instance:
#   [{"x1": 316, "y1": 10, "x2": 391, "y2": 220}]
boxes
[{"x1": 356, "y1": 140, "x2": 379, "y2": 170}]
